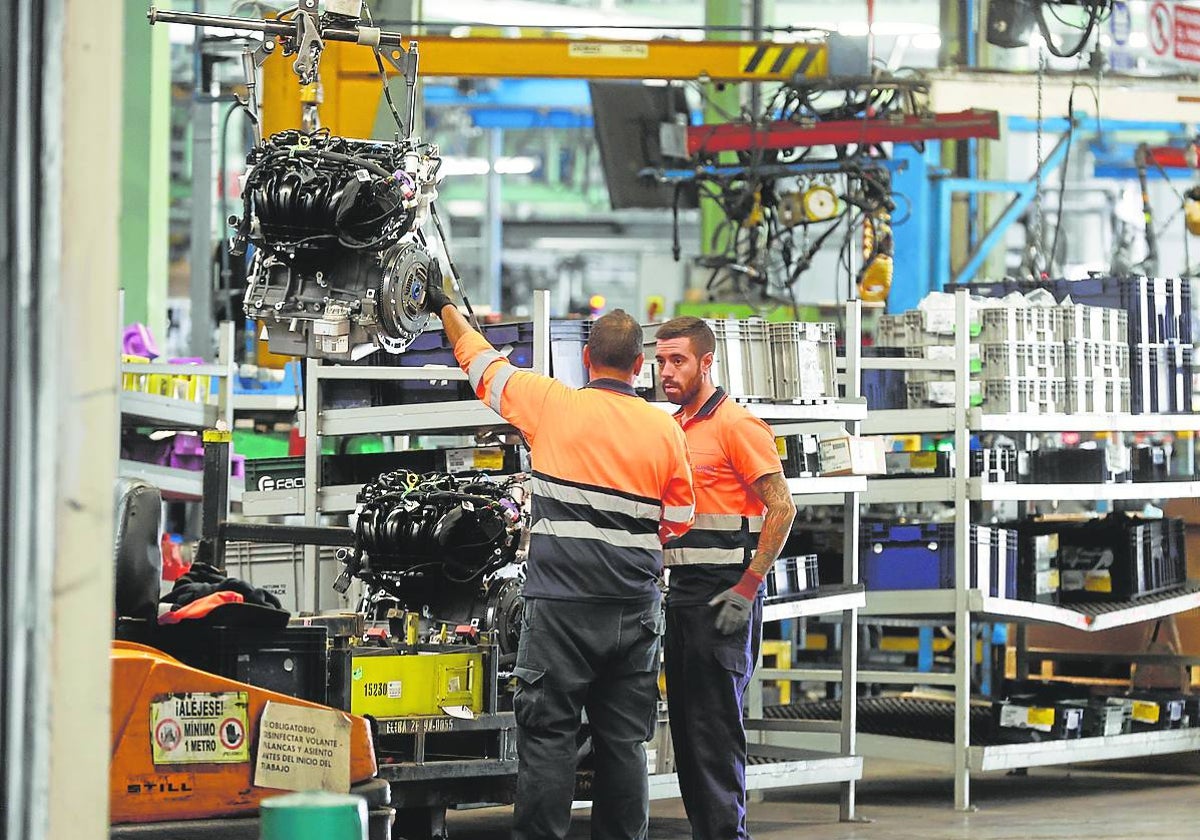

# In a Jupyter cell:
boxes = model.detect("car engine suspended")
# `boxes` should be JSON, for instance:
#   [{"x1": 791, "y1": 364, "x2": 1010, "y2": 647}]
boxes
[
  {"x1": 335, "y1": 469, "x2": 529, "y2": 654},
  {"x1": 234, "y1": 129, "x2": 445, "y2": 361}
]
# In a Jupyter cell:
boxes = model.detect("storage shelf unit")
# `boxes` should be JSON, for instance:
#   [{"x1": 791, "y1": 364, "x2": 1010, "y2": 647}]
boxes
[
  {"x1": 860, "y1": 583, "x2": 1200, "y2": 631},
  {"x1": 762, "y1": 585, "x2": 867, "y2": 622},
  {"x1": 119, "y1": 322, "x2": 238, "y2": 511},
  {"x1": 857, "y1": 726, "x2": 1200, "y2": 773},
  {"x1": 281, "y1": 292, "x2": 868, "y2": 816},
  {"x1": 117, "y1": 459, "x2": 244, "y2": 503},
  {"x1": 771, "y1": 290, "x2": 1200, "y2": 811},
  {"x1": 120, "y1": 392, "x2": 220, "y2": 430}
]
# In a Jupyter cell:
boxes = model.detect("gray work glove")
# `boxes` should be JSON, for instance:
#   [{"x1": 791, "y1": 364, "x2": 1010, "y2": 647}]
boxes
[{"x1": 708, "y1": 570, "x2": 763, "y2": 635}]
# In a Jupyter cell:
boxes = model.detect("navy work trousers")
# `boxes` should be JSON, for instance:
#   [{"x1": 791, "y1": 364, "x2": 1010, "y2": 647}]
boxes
[
  {"x1": 512, "y1": 596, "x2": 663, "y2": 840},
  {"x1": 664, "y1": 596, "x2": 763, "y2": 840}
]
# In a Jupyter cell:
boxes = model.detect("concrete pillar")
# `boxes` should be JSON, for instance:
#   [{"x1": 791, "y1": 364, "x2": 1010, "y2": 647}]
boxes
[
  {"x1": 54, "y1": 1, "x2": 123, "y2": 838},
  {"x1": 119, "y1": 0, "x2": 170, "y2": 340}
]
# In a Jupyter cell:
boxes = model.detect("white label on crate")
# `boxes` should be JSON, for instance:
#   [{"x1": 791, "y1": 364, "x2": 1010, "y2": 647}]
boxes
[
  {"x1": 796, "y1": 343, "x2": 826, "y2": 398},
  {"x1": 387, "y1": 681, "x2": 402, "y2": 699},
  {"x1": 253, "y1": 701, "x2": 351, "y2": 793},
  {"x1": 150, "y1": 692, "x2": 250, "y2": 766},
  {"x1": 447, "y1": 676, "x2": 462, "y2": 694}
]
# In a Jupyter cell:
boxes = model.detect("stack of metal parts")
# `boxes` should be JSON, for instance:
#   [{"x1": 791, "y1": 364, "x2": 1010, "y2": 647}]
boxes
[
  {"x1": 877, "y1": 296, "x2": 1132, "y2": 415},
  {"x1": 944, "y1": 277, "x2": 1193, "y2": 414},
  {"x1": 707, "y1": 318, "x2": 836, "y2": 403},
  {"x1": 876, "y1": 307, "x2": 982, "y2": 408}
]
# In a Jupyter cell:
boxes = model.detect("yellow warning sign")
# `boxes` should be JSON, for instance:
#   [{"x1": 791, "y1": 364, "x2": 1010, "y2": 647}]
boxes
[
  {"x1": 737, "y1": 44, "x2": 818, "y2": 78},
  {"x1": 150, "y1": 692, "x2": 249, "y2": 765}
]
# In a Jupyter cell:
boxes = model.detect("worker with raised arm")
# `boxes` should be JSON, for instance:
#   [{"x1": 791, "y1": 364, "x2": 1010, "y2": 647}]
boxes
[
  {"x1": 418, "y1": 282, "x2": 695, "y2": 840},
  {"x1": 654, "y1": 316, "x2": 797, "y2": 840}
]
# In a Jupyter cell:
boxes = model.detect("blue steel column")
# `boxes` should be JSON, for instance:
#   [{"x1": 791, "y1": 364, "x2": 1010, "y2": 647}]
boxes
[{"x1": 889, "y1": 142, "x2": 939, "y2": 312}]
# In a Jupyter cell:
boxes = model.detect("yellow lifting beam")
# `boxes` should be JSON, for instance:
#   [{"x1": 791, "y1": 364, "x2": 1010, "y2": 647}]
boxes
[{"x1": 262, "y1": 35, "x2": 829, "y2": 137}]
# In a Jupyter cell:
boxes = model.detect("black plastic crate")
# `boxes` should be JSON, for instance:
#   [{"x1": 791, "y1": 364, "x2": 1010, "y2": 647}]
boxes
[
  {"x1": 1125, "y1": 692, "x2": 1189, "y2": 732},
  {"x1": 117, "y1": 624, "x2": 329, "y2": 704},
  {"x1": 1132, "y1": 443, "x2": 1172, "y2": 482},
  {"x1": 1056, "y1": 514, "x2": 1187, "y2": 602},
  {"x1": 765, "y1": 555, "x2": 820, "y2": 600},
  {"x1": 991, "y1": 697, "x2": 1086, "y2": 742},
  {"x1": 1131, "y1": 342, "x2": 1193, "y2": 414},
  {"x1": 1024, "y1": 448, "x2": 1129, "y2": 484},
  {"x1": 244, "y1": 456, "x2": 306, "y2": 493},
  {"x1": 778, "y1": 434, "x2": 820, "y2": 479},
  {"x1": 973, "y1": 448, "x2": 1018, "y2": 482},
  {"x1": 1051, "y1": 275, "x2": 1191, "y2": 345}
]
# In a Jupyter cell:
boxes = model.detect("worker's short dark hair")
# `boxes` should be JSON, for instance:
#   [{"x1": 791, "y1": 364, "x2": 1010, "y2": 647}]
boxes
[
  {"x1": 587, "y1": 309, "x2": 644, "y2": 372},
  {"x1": 655, "y1": 316, "x2": 715, "y2": 358}
]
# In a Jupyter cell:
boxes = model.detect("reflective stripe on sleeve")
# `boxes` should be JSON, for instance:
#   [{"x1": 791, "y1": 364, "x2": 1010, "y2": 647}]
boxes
[
  {"x1": 487, "y1": 364, "x2": 519, "y2": 414},
  {"x1": 467, "y1": 349, "x2": 504, "y2": 390},
  {"x1": 531, "y1": 518, "x2": 662, "y2": 550},
  {"x1": 662, "y1": 503, "x2": 695, "y2": 523}
]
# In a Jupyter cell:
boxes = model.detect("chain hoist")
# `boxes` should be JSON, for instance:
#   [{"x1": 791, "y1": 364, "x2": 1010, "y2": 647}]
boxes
[{"x1": 1032, "y1": 48, "x2": 1046, "y2": 278}]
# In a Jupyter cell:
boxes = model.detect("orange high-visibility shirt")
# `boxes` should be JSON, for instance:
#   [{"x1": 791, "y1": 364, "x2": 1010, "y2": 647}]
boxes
[
  {"x1": 664, "y1": 388, "x2": 782, "y2": 605},
  {"x1": 454, "y1": 329, "x2": 695, "y2": 602}
]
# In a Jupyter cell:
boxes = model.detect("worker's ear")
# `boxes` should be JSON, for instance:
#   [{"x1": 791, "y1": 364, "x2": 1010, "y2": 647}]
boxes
[
  {"x1": 631, "y1": 352, "x2": 644, "y2": 378},
  {"x1": 583, "y1": 345, "x2": 592, "y2": 375},
  {"x1": 701, "y1": 351, "x2": 714, "y2": 380}
]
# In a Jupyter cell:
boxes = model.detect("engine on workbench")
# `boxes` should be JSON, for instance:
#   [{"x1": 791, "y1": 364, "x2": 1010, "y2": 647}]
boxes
[
  {"x1": 336, "y1": 469, "x2": 529, "y2": 655},
  {"x1": 234, "y1": 129, "x2": 444, "y2": 361}
]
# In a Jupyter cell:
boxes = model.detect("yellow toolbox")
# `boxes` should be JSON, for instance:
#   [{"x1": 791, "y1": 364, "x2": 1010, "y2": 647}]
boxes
[{"x1": 349, "y1": 649, "x2": 484, "y2": 718}]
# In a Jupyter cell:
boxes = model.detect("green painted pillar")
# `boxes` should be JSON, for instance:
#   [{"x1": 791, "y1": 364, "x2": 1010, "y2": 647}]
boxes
[
  {"x1": 120, "y1": 0, "x2": 169, "y2": 340},
  {"x1": 260, "y1": 791, "x2": 367, "y2": 840},
  {"x1": 700, "y1": 0, "x2": 743, "y2": 258}
]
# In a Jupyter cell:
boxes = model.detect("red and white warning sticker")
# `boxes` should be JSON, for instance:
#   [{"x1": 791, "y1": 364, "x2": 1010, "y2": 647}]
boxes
[{"x1": 150, "y1": 692, "x2": 250, "y2": 765}]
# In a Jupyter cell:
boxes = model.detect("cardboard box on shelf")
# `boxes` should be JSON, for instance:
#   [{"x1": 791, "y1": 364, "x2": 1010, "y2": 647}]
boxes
[{"x1": 818, "y1": 434, "x2": 886, "y2": 476}]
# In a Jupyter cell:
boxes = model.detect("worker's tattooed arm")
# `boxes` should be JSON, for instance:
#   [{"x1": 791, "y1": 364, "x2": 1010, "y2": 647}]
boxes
[{"x1": 747, "y1": 471, "x2": 797, "y2": 578}]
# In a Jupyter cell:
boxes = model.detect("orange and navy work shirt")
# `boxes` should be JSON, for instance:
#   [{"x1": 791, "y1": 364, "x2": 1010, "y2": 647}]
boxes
[
  {"x1": 454, "y1": 330, "x2": 695, "y2": 603},
  {"x1": 664, "y1": 387, "x2": 783, "y2": 606}
]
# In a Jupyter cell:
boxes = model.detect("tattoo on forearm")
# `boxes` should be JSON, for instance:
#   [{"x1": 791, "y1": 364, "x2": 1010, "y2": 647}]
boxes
[{"x1": 749, "y1": 472, "x2": 797, "y2": 577}]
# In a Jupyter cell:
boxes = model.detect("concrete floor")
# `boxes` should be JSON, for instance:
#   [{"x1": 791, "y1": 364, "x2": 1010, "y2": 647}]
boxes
[{"x1": 445, "y1": 757, "x2": 1200, "y2": 839}]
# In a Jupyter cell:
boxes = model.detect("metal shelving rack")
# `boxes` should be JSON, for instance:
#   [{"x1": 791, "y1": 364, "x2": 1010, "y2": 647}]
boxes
[
  {"x1": 118, "y1": 322, "x2": 241, "y2": 503},
  {"x1": 772, "y1": 290, "x2": 1200, "y2": 810},
  {"x1": 269, "y1": 291, "x2": 868, "y2": 812}
]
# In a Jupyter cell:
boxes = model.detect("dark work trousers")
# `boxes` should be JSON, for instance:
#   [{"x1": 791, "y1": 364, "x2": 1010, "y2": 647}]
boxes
[
  {"x1": 512, "y1": 596, "x2": 664, "y2": 840},
  {"x1": 664, "y1": 595, "x2": 763, "y2": 840}
]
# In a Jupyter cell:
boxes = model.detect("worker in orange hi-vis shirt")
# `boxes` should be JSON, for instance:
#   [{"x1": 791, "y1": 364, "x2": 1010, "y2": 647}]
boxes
[
  {"x1": 417, "y1": 281, "x2": 694, "y2": 840},
  {"x1": 655, "y1": 316, "x2": 797, "y2": 840}
]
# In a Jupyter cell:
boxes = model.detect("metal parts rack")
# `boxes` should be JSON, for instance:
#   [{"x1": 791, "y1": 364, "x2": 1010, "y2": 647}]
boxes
[
  {"x1": 119, "y1": 321, "x2": 242, "y2": 504},
  {"x1": 770, "y1": 290, "x2": 1200, "y2": 810}
]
